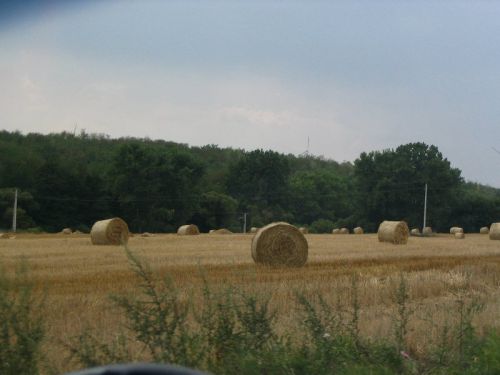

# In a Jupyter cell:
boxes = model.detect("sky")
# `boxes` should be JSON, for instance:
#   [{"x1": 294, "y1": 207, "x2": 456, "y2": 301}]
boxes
[{"x1": 1, "y1": 0, "x2": 499, "y2": 187}]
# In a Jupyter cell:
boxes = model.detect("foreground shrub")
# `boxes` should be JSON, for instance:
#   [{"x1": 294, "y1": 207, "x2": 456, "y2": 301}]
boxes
[{"x1": 0, "y1": 262, "x2": 44, "y2": 375}]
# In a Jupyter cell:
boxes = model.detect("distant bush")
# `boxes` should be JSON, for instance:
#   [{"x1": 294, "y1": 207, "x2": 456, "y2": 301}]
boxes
[
  {"x1": 74, "y1": 224, "x2": 90, "y2": 234},
  {"x1": 309, "y1": 219, "x2": 335, "y2": 233},
  {"x1": 23, "y1": 227, "x2": 45, "y2": 234}
]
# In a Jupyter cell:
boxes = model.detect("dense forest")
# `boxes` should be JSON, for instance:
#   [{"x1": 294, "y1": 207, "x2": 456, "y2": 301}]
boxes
[{"x1": 0, "y1": 130, "x2": 498, "y2": 233}]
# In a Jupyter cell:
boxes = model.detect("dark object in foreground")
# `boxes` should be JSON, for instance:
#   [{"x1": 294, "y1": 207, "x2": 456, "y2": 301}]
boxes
[{"x1": 66, "y1": 363, "x2": 210, "y2": 375}]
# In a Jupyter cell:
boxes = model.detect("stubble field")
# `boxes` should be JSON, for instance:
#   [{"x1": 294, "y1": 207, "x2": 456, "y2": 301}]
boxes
[{"x1": 1, "y1": 232, "x2": 500, "y2": 372}]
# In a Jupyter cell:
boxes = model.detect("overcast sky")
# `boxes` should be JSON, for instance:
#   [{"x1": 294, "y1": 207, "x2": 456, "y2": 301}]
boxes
[{"x1": 1, "y1": 1, "x2": 499, "y2": 187}]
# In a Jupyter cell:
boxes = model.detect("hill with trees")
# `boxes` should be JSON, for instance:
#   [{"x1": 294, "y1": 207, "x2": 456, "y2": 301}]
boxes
[{"x1": 0, "y1": 130, "x2": 498, "y2": 233}]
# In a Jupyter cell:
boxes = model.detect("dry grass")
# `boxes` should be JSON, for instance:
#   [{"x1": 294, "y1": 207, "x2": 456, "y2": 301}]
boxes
[{"x1": 1, "y1": 233, "x2": 500, "y2": 372}]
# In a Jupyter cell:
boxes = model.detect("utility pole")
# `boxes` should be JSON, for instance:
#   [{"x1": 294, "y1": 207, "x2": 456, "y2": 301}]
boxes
[
  {"x1": 423, "y1": 183, "x2": 428, "y2": 231},
  {"x1": 12, "y1": 188, "x2": 18, "y2": 233},
  {"x1": 243, "y1": 212, "x2": 247, "y2": 234}
]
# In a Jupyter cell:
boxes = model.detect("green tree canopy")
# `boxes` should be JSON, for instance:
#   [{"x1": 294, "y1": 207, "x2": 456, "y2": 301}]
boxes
[
  {"x1": 110, "y1": 143, "x2": 204, "y2": 232},
  {"x1": 226, "y1": 149, "x2": 291, "y2": 223},
  {"x1": 354, "y1": 142, "x2": 462, "y2": 231},
  {"x1": 289, "y1": 170, "x2": 353, "y2": 225}
]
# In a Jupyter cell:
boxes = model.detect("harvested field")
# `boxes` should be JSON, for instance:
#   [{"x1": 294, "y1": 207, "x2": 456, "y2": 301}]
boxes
[{"x1": 1, "y1": 233, "x2": 500, "y2": 372}]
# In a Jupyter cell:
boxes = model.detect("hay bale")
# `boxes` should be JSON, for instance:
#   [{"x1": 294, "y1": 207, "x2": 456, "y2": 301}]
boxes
[
  {"x1": 141, "y1": 232, "x2": 154, "y2": 237},
  {"x1": 209, "y1": 229, "x2": 215, "y2": 233},
  {"x1": 251, "y1": 222, "x2": 308, "y2": 267},
  {"x1": 177, "y1": 224, "x2": 200, "y2": 235},
  {"x1": 480, "y1": 226, "x2": 489, "y2": 234},
  {"x1": 61, "y1": 228, "x2": 72, "y2": 235},
  {"x1": 250, "y1": 227, "x2": 258, "y2": 233},
  {"x1": 332, "y1": 228, "x2": 340, "y2": 234},
  {"x1": 299, "y1": 227, "x2": 308, "y2": 234},
  {"x1": 490, "y1": 223, "x2": 500, "y2": 240},
  {"x1": 211, "y1": 228, "x2": 233, "y2": 235},
  {"x1": 455, "y1": 232, "x2": 465, "y2": 239},
  {"x1": 423, "y1": 227, "x2": 433, "y2": 235},
  {"x1": 377, "y1": 220, "x2": 409, "y2": 245},
  {"x1": 353, "y1": 227, "x2": 363, "y2": 234},
  {"x1": 90, "y1": 218, "x2": 129, "y2": 245},
  {"x1": 339, "y1": 228, "x2": 349, "y2": 234},
  {"x1": 450, "y1": 227, "x2": 463, "y2": 234},
  {"x1": 410, "y1": 228, "x2": 420, "y2": 236}
]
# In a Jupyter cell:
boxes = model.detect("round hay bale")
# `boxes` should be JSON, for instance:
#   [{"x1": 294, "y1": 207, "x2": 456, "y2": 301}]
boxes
[
  {"x1": 209, "y1": 229, "x2": 215, "y2": 233},
  {"x1": 423, "y1": 227, "x2": 433, "y2": 235},
  {"x1": 480, "y1": 226, "x2": 489, "y2": 234},
  {"x1": 353, "y1": 227, "x2": 364, "y2": 234},
  {"x1": 339, "y1": 228, "x2": 349, "y2": 234},
  {"x1": 250, "y1": 227, "x2": 258, "y2": 233},
  {"x1": 455, "y1": 232, "x2": 465, "y2": 239},
  {"x1": 332, "y1": 228, "x2": 340, "y2": 234},
  {"x1": 450, "y1": 227, "x2": 463, "y2": 234},
  {"x1": 211, "y1": 228, "x2": 233, "y2": 235},
  {"x1": 90, "y1": 218, "x2": 129, "y2": 245},
  {"x1": 410, "y1": 228, "x2": 420, "y2": 236},
  {"x1": 299, "y1": 227, "x2": 308, "y2": 234},
  {"x1": 490, "y1": 223, "x2": 500, "y2": 240},
  {"x1": 141, "y1": 232, "x2": 154, "y2": 237},
  {"x1": 177, "y1": 224, "x2": 200, "y2": 235},
  {"x1": 377, "y1": 220, "x2": 409, "y2": 245},
  {"x1": 61, "y1": 228, "x2": 72, "y2": 234},
  {"x1": 251, "y1": 222, "x2": 308, "y2": 267}
]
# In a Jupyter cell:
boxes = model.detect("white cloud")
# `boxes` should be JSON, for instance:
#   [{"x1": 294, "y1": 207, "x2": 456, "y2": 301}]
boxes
[
  {"x1": 20, "y1": 75, "x2": 47, "y2": 112},
  {"x1": 218, "y1": 106, "x2": 296, "y2": 128}
]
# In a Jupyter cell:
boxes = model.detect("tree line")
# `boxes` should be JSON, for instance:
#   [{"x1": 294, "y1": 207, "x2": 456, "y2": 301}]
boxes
[{"x1": 0, "y1": 130, "x2": 498, "y2": 233}]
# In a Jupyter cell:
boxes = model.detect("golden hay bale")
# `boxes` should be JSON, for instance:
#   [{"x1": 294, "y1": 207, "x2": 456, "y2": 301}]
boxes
[
  {"x1": 377, "y1": 220, "x2": 409, "y2": 245},
  {"x1": 480, "y1": 227, "x2": 489, "y2": 234},
  {"x1": 209, "y1": 229, "x2": 215, "y2": 233},
  {"x1": 332, "y1": 228, "x2": 340, "y2": 234},
  {"x1": 423, "y1": 227, "x2": 433, "y2": 235},
  {"x1": 250, "y1": 227, "x2": 258, "y2": 233},
  {"x1": 339, "y1": 228, "x2": 349, "y2": 234},
  {"x1": 141, "y1": 232, "x2": 154, "y2": 237},
  {"x1": 490, "y1": 223, "x2": 500, "y2": 240},
  {"x1": 177, "y1": 224, "x2": 200, "y2": 235},
  {"x1": 90, "y1": 218, "x2": 129, "y2": 245},
  {"x1": 450, "y1": 227, "x2": 463, "y2": 234},
  {"x1": 299, "y1": 227, "x2": 308, "y2": 234},
  {"x1": 353, "y1": 227, "x2": 364, "y2": 234},
  {"x1": 61, "y1": 228, "x2": 72, "y2": 235},
  {"x1": 211, "y1": 228, "x2": 233, "y2": 235},
  {"x1": 455, "y1": 232, "x2": 465, "y2": 239},
  {"x1": 251, "y1": 222, "x2": 308, "y2": 267},
  {"x1": 410, "y1": 228, "x2": 420, "y2": 236}
]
